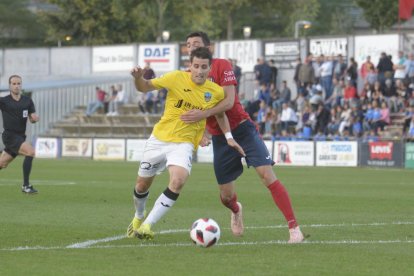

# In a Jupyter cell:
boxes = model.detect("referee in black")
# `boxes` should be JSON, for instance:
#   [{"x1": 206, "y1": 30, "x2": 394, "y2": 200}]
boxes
[{"x1": 0, "y1": 75, "x2": 39, "y2": 194}]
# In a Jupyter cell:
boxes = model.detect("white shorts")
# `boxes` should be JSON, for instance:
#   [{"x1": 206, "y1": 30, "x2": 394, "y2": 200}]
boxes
[{"x1": 138, "y1": 135, "x2": 194, "y2": 177}]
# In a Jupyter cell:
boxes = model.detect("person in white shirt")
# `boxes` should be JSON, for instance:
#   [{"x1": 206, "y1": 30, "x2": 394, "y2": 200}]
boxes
[{"x1": 280, "y1": 102, "x2": 298, "y2": 134}]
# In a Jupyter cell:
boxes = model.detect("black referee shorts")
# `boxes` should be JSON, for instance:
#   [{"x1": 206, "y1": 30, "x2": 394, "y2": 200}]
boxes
[{"x1": 2, "y1": 131, "x2": 26, "y2": 158}]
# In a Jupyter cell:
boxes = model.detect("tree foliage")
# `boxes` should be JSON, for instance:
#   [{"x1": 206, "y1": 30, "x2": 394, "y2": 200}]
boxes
[
  {"x1": 355, "y1": 0, "x2": 399, "y2": 32},
  {"x1": 0, "y1": 0, "x2": 46, "y2": 46},
  {"x1": 2, "y1": 0, "x2": 404, "y2": 47}
]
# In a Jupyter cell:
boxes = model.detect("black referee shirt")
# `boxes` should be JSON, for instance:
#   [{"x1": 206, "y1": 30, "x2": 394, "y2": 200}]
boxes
[{"x1": 0, "y1": 94, "x2": 36, "y2": 134}]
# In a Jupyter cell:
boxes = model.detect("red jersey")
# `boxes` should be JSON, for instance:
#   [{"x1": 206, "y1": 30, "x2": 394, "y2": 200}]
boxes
[{"x1": 206, "y1": 58, "x2": 251, "y2": 135}]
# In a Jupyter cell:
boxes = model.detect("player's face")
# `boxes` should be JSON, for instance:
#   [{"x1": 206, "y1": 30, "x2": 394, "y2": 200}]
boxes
[
  {"x1": 9, "y1": 77, "x2": 22, "y2": 95},
  {"x1": 190, "y1": 57, "x2": 211, "y2": 85},
  {"x1": 186, "y1": 37, "x2": 205, "y2": 54}
]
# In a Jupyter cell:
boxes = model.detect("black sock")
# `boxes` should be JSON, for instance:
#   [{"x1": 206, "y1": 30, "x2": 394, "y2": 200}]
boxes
[{"x1": 23, "y1": 156, "x2": 34, "y2": 186}]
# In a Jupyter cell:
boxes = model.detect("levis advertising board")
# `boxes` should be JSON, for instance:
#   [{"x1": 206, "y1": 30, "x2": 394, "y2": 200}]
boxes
[{"x1": 360, "y1": 141, "x2": 403, "y2": 168}]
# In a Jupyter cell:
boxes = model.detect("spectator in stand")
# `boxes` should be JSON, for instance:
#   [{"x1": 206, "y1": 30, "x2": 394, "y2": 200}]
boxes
[
  {"x1": 269, "y1": 59, "x2": 278, "y2": 89},
  {"x1": 394, "y1": 51, "x2": 407, "y2": 82},
  {"x1": 371, "y1": 81, "x2": 383, "y2": 105},
  {"x1": 309, "y1": 84, "x2": 323, "y2": 111},
  {"x1": 373, "y1": 101, "x2": 390, "y2": 134},
  {"x1": 360, "y1": 56, "x2": 374, "y2": 83},
  {"x1": 280, "y1": 102, "x2": 298, "y2": 134},
  {"x1": 312, "y1": 55, "x2": 322, "y2": 84},
  {"x1": 272, "y1": 80, "x2": 291, "y2": 111},
  {"x1": 295, "y1": 90, "x2": 307, "y2": 114},
  {"x1": 325, "y1": 78, "x2": 344, "y2": 108},
  {"x1": 350, "y1": 115, "x2": 363, "y2": 138},
  {"x1": 365, "y1": 65, "x2": 378, "y2": 88},
  {"x1": 403, "y1": 106, "x2": 414, "y2": 134},
  {"x1": 107, "y1": 85, "x2": 122, "y2": 116},
  {"x1": 346, "y1": 57, "x2": 358, "y2": 88},
  {"x1": 377, "y1": 52, "x2": 394, "y2": 85},
  {"x1": 157, "y1": 88, "x2": 168, "y2": 114},
  {"x1": 405, "y1": 53, "x2": 414, "y2": 85},
  {"x1": 231, "y1": 59, "x2": 242, "y2": 94},
  {"x1": 256, "y1": 100, "x2": 268, "y2": 135},
  {"x1": 257, "y1": 82, "x2": 272, "y2": 106},
  {"x1": 320, "y1": 55, "x2": 334, "y2": 99},
  {"x1": 254, "y1": 57, "x2": 272, "y2": 88},
  {"x1": 333, "y1": 54, "x2": 347, "y2": 81},
  {"x1": 298, "y1": 55, "x2": 315, "y2": 92},
  {"x1": 293, "y1": 57, "x2": 302, "y2": 95},
  {"x1": 327, "y1": 105, "x2": 341, "y2": 135},
  {"x1": 338, "y1": 102, "x2": 352, "y2": 136},
  {"x1": 382, "y1": 78, "x2": 398, "y2": 112},
  {"x1": 315, "y1": 103, "x2": 330, "y2": 135},
  {"x1": 86, "y1": 87, "x2": 107, "y2": 117},
  {"x1": 363, "y1": 102, "x2": 374, "y2": 132},
  {"x1": 343, "y1": 80, "x2": 358, "y2": 106}
]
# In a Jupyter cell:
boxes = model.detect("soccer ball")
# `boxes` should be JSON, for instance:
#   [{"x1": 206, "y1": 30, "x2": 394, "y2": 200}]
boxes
[{"x1": 190, "y1": 218, "x2": 221, "y2": 248}]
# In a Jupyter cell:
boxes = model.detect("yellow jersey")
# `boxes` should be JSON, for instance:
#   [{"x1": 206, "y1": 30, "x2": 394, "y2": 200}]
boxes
[{"x1": 150, "y1": 70, "x2": 224, "y2": 148}]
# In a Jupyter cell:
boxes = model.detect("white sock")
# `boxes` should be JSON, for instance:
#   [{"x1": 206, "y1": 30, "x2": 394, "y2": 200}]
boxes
[
  {"x1": 144, "y1": 190, "x2": 178, "y2": 226},
  {"x1": 133, "y1": 190, "x2": 149, "y2": 219}
]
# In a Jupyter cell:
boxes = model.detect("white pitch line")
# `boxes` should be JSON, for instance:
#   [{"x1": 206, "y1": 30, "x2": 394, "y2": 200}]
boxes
[
  {"x1": 2, "y1": 239, "x2": 414, "y2": 252},
  {"x1": 3, "y1": 220, "x2": 414, "y2": 251},
  {"x1": 66, "y1": 235, "x2": 125, "y2": 249}
]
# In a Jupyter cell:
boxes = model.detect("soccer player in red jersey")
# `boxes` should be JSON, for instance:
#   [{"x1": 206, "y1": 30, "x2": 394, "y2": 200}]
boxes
[{"x1": 181, "y1": 32, "x2": 304, "y2": 243}]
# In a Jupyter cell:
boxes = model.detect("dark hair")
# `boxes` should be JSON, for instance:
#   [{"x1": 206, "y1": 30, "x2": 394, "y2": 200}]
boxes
[
  {"x1": 190, "y1": 47, "x2": 212, "y2": 64},
  {"x1": 186, "y1": 31, "x2": 211, "y2": 46},
  {"x1": 9, "y1": 75, "x2": 21, "y2": 84}
]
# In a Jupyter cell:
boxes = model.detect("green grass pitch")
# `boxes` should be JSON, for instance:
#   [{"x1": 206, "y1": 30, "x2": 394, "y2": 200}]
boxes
[{"x1": 1, "y1": 158, "x2": 413, "y2": 275}]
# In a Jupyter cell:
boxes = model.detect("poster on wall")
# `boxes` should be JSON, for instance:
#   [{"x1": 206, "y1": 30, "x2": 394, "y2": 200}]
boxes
[
  {"x1": 92, "y1": 45, "x2": 135, "y2": 72},
  {"x1": 62, "y1": 138, "x2": 92, "y2": 158},
  {"x1": 264, "y1": 40, "x2": 300, "y2": 69},
  {"x1": 354, "y1": 34, "x2": 399, "y2": 67},
  {"x1": 138, "y1": 44, "x2": 178, "y2": 73},
  {"x1": 316, "y1": 141, "x2": 357, "y2": 167},
  {"x1": 93, "y1": 139, "x2": 125, "y2": 160},
  {"x1": 273, "y1": 141, "x2": 314, "y2": 166},
  {"x1": 218, "y1": 40, "x2": 261, "y2": 72},
  {"x1": 309, "y1": 37, "x2": 348, "y2": 57},
  {"x1": 35, "y1": 137, "x2": 59, "y2": 158},
  {"x1": 405, "y1": 143, "x2": 414, "y2": 169},
  {"x1": 126, "y1": 139, "x2": 147, "y2": 162},
  {"x1": 360, "y1": 141, "x2": 403, "y2": 168}
]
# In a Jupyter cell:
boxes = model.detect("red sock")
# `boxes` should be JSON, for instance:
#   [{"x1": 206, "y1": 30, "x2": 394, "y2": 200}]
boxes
[
  {"x1": 267, "y1": 180, "x2": 298, "y2": 229},
  {"x1": 220, "y1": 193, "x2": 240, "y2": 213}
]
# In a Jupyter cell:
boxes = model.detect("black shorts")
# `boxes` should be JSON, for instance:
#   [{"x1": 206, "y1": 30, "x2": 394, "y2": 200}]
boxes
[
  {"x1": 212, "y1": 120, "x2": 274, "y2": 184},
  {"x1": 2, "y1": 131, "x2": 26, "y2": 158}
]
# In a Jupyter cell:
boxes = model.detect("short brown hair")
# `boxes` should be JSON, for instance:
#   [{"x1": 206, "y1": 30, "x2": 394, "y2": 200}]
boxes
[{"x1": 9, "y1": 75, "x2": 22, "y2": 84}]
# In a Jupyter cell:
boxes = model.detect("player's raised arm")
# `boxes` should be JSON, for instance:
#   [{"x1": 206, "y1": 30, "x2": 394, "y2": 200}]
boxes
[{"x1": 130, "y1": 66, "x2": 157, "y2": 93}]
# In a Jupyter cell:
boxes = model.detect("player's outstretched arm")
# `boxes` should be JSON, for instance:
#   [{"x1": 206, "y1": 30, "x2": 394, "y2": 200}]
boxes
[
  {"x1": 180, "y1": 85, "x2": 236, "y2": 123},
  {"x1": 214, "y1": 112, "x2": 245, "y2": 157},
  {"x1": 130, "y1": 66, "x2": 156, "y2": 93}
]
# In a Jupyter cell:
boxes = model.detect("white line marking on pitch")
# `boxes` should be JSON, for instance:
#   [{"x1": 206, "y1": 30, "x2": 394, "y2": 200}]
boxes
[
  {"x1": 2, "y1": 239, "x2": 413, "y2": 251},
  {"x1": 2, "y1": 221, "x2": 413, "y2": 251}
]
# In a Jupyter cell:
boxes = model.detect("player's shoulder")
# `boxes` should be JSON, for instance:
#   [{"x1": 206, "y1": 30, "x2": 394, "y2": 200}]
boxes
[
  {"x1": 212, "y1": 58, "x2": 232, "y2": 67},
  {"x1": 204, "y1": 79, "x2": 224, "y2": 93}
]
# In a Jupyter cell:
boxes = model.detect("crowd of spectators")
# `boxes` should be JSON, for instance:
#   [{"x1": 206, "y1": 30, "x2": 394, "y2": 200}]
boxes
[{"x1": 244, "y1": 51, "x2": 414, "y2": 141}]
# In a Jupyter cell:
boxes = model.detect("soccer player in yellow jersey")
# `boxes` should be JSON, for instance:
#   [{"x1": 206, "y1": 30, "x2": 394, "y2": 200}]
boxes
[{"x1": 127, "y1": 47, "x2": 245, "y2": 240}]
